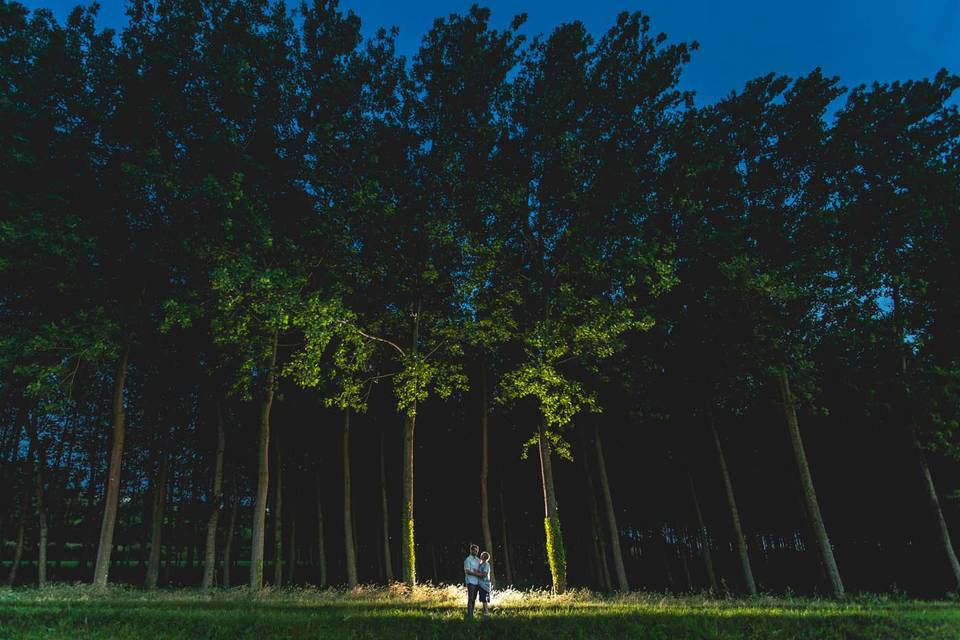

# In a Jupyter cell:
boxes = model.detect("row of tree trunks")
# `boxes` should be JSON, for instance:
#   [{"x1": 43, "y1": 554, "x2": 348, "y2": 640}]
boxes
[
  {"x1": 145, "y1": 434, "x2": 170, "y2": 589},
  {"x1": 202, "y1": 401, "x2": 226, "y2": 589},
  {"x1": 92, "y1": 332, "x2": 133, "y2": 587},
  {"x1": 249, "y1": 330, "x2": 279, "y2": 589}
]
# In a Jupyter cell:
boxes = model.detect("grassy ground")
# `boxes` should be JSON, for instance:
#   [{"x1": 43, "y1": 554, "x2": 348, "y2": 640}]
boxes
[{"x1": 0, "y1": 584, "x2": 958, "y2": 639}]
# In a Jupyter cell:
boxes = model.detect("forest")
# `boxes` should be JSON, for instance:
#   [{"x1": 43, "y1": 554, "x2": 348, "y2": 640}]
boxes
[{"x1": 2, "y1": 0, "x2": 959, "y2": 604}]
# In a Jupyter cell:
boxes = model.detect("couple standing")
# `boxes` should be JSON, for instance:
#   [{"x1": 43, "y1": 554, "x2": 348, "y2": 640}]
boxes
[{"x1": 463, "y1": 543, "x2": 492, "y2": 618}]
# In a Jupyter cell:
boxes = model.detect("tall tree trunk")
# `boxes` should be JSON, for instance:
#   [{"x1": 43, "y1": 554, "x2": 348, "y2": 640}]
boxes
[
  {"x1": 580, "y1": 429, "x2": 611, "y2": 591},
  {"x1": 479, "y1": 364, "x2": 495, "y2": 584},
  {"x1": 537, "y1": 427, "x2": 566, "y2": 594},
  {"x1": 35, "y1": 442, "x2": 48, "y2": 587},
  {"x1": 593, "y1": 421, "x2": 628, "y2": 592},
  {"x1": 315, "y1": 472, "x2": 327, "y2": 588},
  {"x1": 222, "y1": 493, "x2": 238, "y2": 588},
  {"x1": 776, "y1": 367, "x2": 844, "y2": 598},
  {"x1": 379, "y1": 430, "x2": 392, "y2": 583},
  {"x1": 6, "y1": 522, "x2": 25, "y2": 586},
  {"x1": 400, "y1": 308, "x2": 420, "y2": 589},
  {"x1": 708, "y1": 413, "x2": 757, "y2": 595},
  {"x1": 145, "y1": 442, "x2": 170, "y2": 589},
  {"x1": 498, "y1": 479, "x2": 513, "y2": 585},
  {"x1": 92, "y1": 333, "x2": 133, "y2": 587},
  {"x1": 342, "y1": 409, "x2": 357, "y2": 587},
  {"x1": 202, "y1": 402, "x2": 226, "y2": 589},
  {"x1": 917, "y1": 443, "x2": 960, "y2": 589},
  {"x1": 273, "y1": 435, "x2": 283, "y2": 587},
  {"x1": 683, "y1": 458, "x2": 718, "y2": 593},
  {"x1": 250, "y1": 330, "x2": 278, "y2": 589}
]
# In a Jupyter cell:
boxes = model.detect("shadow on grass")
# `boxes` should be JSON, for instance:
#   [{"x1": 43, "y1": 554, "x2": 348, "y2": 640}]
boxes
[{"x1": 0, "y1": 599, "x2": 952, "y2": 640}]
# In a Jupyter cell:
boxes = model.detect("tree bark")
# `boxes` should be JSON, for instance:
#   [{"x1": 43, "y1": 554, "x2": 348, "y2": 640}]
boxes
[
  {"x1": 498, "y1": 479, "x2": 513, "y2": 585},
  {"x1": 35, "y1": 441, "x2": 48, "y2": 587},
  {"x1": 776, "y1": 367, "x2": 844, "y2": 598},
  {"x1": 145, "y1": 440, "x2": 170, "y2": 589},
  {"x1": 917, "y1": 443, "x2": 960, "y2": 589},
  {"x1": 400, "y1": 308, "x2": 420, "y2": 589},
  {"x1": 315, "y1": 472, "x2": 327, "y2": 588},
  {"x1": 479, "y1": 364, "x2": 495, "y2": 584},
  {"x1": 273, "y1": 435, "x2": 283, "y2": 587},
  {"x1": 250, "y1": 330, "x2": 279, "y2": 589},
  {"x1": 708, "y1": 413, "x2": 757, "y2": 595},
  {"x1": 202, "y1": 401, "x2": 226, "y2": 589},
  {"x1": 683, "y1": 458, "x2": 718, "y2": 593},
  {"x1": 341, "y1": 408, "x2": 357, "y2": 587},
  {"x1": 537, "y1": 427, "x2": 566, "y2": 594},
  {"x1": 580, "y1": 429, "x2": 611, "y2": 591},
  {"x1": 593, "y1": 421, "x2": 628, "y2": 592},
  {"x1": 93, "y1": 332, "x2": 133, "y2": 587},
  {"x1": 379, "y1": 430, "x2": 393, "y2": 583},
  {"x1": 6, "y1": 521, "x2": 25, "y2": 586},
  {"x1": 222, "y1": 493, "x2": 238, "y2": 588}
]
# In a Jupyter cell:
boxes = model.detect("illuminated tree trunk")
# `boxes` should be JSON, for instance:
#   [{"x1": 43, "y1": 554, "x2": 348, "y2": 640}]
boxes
[
  {"x1": 379, "y1": 431, "x2": 393, "y2": 583},
  {"x1": 343, "y1": 409, "x2": 357, "y2": 587},
  {"x1": 593, "y1": 421, "x2": 628, "y2": 592},
  {"x1": 202, "y1": 402, "x2": 226, "y2": 589},
  {"x1": 776, "y1": 367, "x2": 844, "y2": 598},
  {"x1": 93, "y1": 333, "x2": 133, "y2": 587},
  {"x1": 708, "y1": 413, "x2": 757, "y2": 595},
  {"x1": 400, "y1": 309, "x2": 420, "y2": 589},
  {"x1": 537, "y1": 427, "x2": 566, "y2": 594},
  {"x1": 249, "y1": 330, "x2": 278, "y2": 589}
]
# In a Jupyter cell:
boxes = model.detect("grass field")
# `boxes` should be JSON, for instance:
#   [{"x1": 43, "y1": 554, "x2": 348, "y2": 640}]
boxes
[{"x1": 1, "y1": 584, "x2": 958, "y2": 639}]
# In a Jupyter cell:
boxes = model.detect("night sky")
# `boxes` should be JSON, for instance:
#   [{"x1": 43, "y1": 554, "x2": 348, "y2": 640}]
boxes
[{"x1": 18, "y1": 0, "x2": 960, "y2": 106}]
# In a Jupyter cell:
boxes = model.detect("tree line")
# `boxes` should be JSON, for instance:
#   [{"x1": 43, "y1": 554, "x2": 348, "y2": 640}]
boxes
[{"x1": 1, "y1": 0, "x2": 959, "y2": 597}]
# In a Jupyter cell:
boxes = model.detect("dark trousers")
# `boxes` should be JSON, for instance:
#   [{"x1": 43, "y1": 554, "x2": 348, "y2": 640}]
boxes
[{"x1": 465, "y1": 583, "x2": 479, "y2": 618}]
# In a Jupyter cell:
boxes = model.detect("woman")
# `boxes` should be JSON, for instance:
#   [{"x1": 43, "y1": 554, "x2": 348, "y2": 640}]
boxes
[{"x1": 478, "y1": 551, "x2": 493, "y2": 615}]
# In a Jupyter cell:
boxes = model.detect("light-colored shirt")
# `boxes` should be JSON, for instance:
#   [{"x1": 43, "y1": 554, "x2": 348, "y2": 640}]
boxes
[
  {"x1": 464, "y1": 554, "x2": 481, "y2": 585},
  {"x1": 478, "y1": 561, "x2": 491, "y2": 592}
]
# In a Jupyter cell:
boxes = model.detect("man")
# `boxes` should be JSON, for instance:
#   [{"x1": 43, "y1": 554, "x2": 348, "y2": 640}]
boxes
[{"x1": 463, "y1": 543, "x2": 483, "y2": 619}]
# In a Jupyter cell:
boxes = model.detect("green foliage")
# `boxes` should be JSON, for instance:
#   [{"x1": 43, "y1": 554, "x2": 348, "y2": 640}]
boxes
[{"x1": 543, "y1": 515, "x2": 567, "y2": 594}]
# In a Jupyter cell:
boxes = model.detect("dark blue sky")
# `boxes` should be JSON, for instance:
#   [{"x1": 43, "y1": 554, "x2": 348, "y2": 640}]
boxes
[{"x1": 20, "y1": 0, "x2": 960, "y2": 105}]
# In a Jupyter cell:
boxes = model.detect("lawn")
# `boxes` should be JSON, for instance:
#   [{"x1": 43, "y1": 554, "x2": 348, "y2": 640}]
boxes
[{"x1": 0, "y1": 584, "x2": 958, "y2": 639}]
